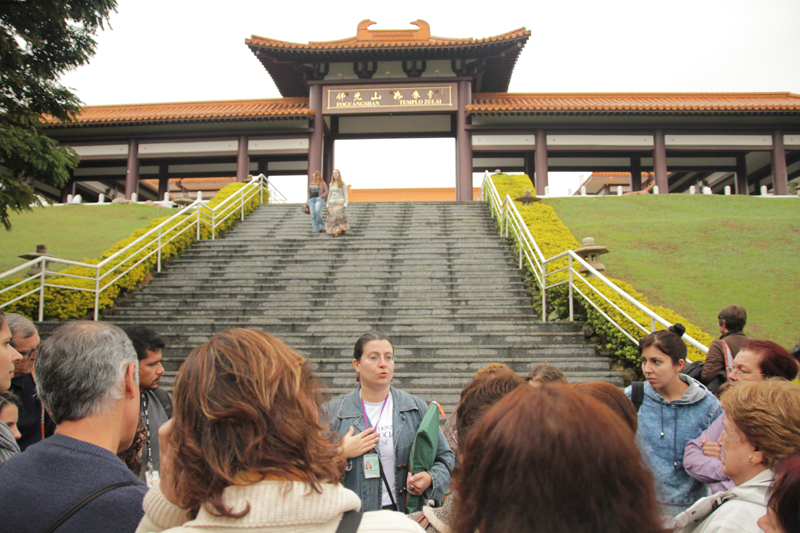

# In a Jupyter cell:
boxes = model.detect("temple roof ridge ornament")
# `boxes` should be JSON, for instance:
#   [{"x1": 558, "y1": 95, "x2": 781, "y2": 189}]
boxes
[{"x1": 355, "y1": 19, "x2": 431, "y2": 42}]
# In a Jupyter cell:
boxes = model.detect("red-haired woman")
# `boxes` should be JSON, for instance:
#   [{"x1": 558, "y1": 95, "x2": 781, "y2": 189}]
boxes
[
  {"x1": 684, "y1": 340, "x2": 799, "y2": 493},
  {"x1": 758, "y1": 455, "x2": 800, "y2": 533},
  {"x1": 452, "y1": 385, "x2": 662, "y2": 533},
  {"x1": 135, "y1": 329, "x2": 422, "y2": 532}
]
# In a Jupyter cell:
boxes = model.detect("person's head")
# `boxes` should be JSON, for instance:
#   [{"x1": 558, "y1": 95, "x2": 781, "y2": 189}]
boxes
[
  {"x1": 455, "y1": 371, "x2": 525, "y2": 445},
  {"x1": 759, "y1": 455, "x2": 800, "y2": 533},
  {"x1": 453, "y1": 385, "x2": 661, "y2": 533},
  {"x1": 170, "y1": 329, "x2": 343, "y2": 517},
  {"x1": 35, "y1": 321, "x2": 140, "y2": 450},
  {"x1": 728, "y1": 340, "x2": 798, "y2": 384},
  {"x1": 0, "y1": 391, "x2": 22, "y2": 440},
  {"x1": 525, "y1": 363, "x2": 568, "y2": 385},
  {"x1": 352, "y1": 331, "x2": 394, "y2": 391},
  {"x1": 638, "y1": 324, "x2": 687, "y2": 391},
  {"x1": 5, "y1": 313, "x2": 39, "y2": 377},
  {"x1": 572, "y1": 381, "x2": 638, "y2": 433},
  {"x1": 718, "y1": 305, "x2": 746, "y2": 334},
  {"x1": 331, "y1": 169, "x2": 343, "y2": 186},
  {"x1": 720, "y1": 379, "x2": 800, "y2": 486},
  {"x1": 474, "y1": 362, "x2": 515, "y2": 379},
  {"x1": 123, "y1": 325, "x2": 166, "y2": 392},
  {"x1": 311, "y1": 171, "x2": 323, "y2": 185},
  {"x1": 0, "y1": 311, "x2": 23, "y2": 392}
]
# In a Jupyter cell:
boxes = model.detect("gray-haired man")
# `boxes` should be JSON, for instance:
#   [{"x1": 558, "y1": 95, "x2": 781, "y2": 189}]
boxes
[
  {"x1": 6, "y1": 313, "x2": 56, "y2": 450},
  {"x1": 0, "y1": 321, "x2": 147, "y2": 533}
]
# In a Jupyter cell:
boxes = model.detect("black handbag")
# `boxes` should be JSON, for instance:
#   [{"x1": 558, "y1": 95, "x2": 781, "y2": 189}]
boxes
[{"x1": 302, "y1": 204, "x2": 310, "y2": 215}]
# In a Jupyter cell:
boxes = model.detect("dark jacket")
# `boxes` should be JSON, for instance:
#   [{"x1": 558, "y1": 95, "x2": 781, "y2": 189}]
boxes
[
  {"x1": 10, "y1": 373, "x2": 56, "y2": 451},
  {"x1": 701, "y1": 331, "x2": 748, "y2": 385},
  {"x1": 322, "y1": 387, "x2": 455, "y2": 513}
]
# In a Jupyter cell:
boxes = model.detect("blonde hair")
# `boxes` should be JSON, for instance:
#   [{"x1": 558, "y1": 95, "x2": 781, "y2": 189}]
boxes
[
  {"x1": 722, "y1": 379, "x2": 800, "y2": 467},
  {"x1": 311, "y1": 171, "x2": 323, "y2": 186},
  {"x1": 331, "y1": 169, "x2": 344, "y2": 188}
]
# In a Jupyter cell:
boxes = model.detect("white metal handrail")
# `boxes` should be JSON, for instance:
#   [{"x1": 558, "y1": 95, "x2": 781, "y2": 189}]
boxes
[
  {"x1": 1, "y1": 175, "x2": 269, "y2": 321},
  {"x1": 254, "y1": 174, "x2": 288, "y2": 204},
  {"x1": 481, "y1": 171, "x2": 708, "y2": 355}
]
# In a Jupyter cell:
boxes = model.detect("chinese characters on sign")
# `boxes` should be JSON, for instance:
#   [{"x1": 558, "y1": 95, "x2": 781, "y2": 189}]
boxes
[{"x1": 325, "y1": 85, "x2": 455, "y2": 114}]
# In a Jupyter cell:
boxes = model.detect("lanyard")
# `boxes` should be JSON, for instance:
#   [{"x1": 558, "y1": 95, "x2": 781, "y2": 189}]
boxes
[
  {"x1": 142, "y1": 393, "x2": 154, "y2": 473},
  {"x1": 360, "y1": 392, "x2": 389, "y2": 433}
]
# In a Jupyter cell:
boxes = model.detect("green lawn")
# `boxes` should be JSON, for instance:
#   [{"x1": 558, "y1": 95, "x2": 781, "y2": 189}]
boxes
[
  {"x1": 1, "y1": 205, "x2": 168, "y2": 273},
  {"x1": 546, "y1": 195, "x2": 800, "y2": 348}
]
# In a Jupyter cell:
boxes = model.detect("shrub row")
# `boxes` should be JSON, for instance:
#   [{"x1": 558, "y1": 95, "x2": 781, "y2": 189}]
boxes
[
  {"x1": 488, "y1": 174, "x2": 714, "y2": 367},
  {"x1": 0, "y1": 183, "x2": 268, "y2": 321}
]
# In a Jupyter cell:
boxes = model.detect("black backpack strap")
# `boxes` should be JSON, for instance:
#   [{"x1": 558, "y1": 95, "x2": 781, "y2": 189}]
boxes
[
  {"x1": 336, "y1": 510, "x2": 364, "y2": 533},
  {"x1": 44, "y1": 481, "x2": 138, "y2": 533},
  {"x1": 378, "y1": 459, "x2": 397, "y2": 508},
  {"x1": 631, "y1": 381, "x2": 645, "y2": 413},
  {"x1": 152, "y1": 388, "x2": 173, "y2": 419}
]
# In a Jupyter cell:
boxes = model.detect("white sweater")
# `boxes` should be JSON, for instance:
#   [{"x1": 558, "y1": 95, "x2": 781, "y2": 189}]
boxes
[{"x1": 136, "y1": 480, "x2": 424, "y2": 533}]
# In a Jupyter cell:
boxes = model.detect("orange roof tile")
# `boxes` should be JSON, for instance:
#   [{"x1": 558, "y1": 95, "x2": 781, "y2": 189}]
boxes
[
  {"x1": 468, "y1": 92, "x2": 800, "y2": 116},
  {"x1": 48, "y1": 98, "x2": 312, "y2": 127}
]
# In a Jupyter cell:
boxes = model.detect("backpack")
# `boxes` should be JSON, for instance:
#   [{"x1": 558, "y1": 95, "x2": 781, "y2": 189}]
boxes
[
  {"x1": 680, "y1": 340, "x2": 733, "y2": 394},
  {"x1": 152, "y1": 388, "x2": 173, "y2": 419}
]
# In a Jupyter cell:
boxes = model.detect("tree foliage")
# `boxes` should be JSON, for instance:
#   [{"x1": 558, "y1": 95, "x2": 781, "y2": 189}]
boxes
[{"x1": 0, "y1": 0, "x2": 117, "y2": 230}]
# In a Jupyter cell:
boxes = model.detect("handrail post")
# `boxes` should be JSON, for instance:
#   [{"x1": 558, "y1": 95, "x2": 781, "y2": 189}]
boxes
[
  {"x1": 568, "y1": 255, "x2": 574, "y2": 322},
  {"x1": 504, "y1": 203, "x2": 509, "y2": 238},
  {"x1": 93, "y1": 267, "x2": 100, "y2": 321},
  {"x1": 196, "y1": 206, "x2": 201, "y2": 240},
  {"x1": 241, "y1": 189, "x2": 245, "y2": 221},
  {"x1": 260, "y1": 178, "x2": 264, "y2": 204},
  {"x1": 541, "y1": 262, "x2": 547, "y2": 321},
  {"x1": 157, "y1": 227, "x2": 162, "y2": 273},
  {"x1": 651, "y1": 316, "x2": 656, "y2": 333},
  {"x1": 212, "y1": 208, "x2": 216, "y2": 241},
  {"x1": 38, "y1": 259, "x2": 46, "y2": 322},
  {"x1": 519, "y1": 240, "x2": 522, "y2": 269}
]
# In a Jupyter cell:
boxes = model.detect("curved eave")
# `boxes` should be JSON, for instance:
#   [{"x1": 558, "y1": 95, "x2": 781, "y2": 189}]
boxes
[
  {"x1": 466, "y1": 108, "x2": 800, "y2": 117},
  {"x1": 45, "y1": 112, "x2": 313, "y2": 128}
]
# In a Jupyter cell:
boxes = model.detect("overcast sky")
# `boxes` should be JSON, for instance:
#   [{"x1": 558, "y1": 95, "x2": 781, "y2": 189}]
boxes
[{"x1": 59, "y1": 0, "x2": 800, "y2": 201}]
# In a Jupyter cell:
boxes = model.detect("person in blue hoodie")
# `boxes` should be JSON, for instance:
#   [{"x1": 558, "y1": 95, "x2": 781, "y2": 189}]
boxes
[{"x1": 626, "y1": 324, "x2": 721, "y2": 518}]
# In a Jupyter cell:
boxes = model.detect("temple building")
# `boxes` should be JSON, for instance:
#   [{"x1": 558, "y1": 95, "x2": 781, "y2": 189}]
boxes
[{"x1": 42, "y1": 20, "x2": 800, "y2": 202}]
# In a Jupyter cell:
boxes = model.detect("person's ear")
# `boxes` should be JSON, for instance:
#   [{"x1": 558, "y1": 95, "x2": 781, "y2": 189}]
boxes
[
  {"x1": 751, "y1": 449, "x2": 765, "y2": 466},
  {"x1": 352, "y1": 359, "x2": 360, "y2": 373},
  {"x1": 125, "y1": 363, "x2": 138, "y2": 399},
  {"x1": 675, "y1": 359, "x2": 686, "y2": 372}
]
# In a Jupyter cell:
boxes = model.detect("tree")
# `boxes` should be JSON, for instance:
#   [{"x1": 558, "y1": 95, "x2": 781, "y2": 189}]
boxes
[{"x1": 0, "y1": 0, "x2": 117, "y2": 230}]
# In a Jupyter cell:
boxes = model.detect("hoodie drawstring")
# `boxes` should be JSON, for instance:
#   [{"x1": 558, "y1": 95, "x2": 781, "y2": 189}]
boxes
[{"x1": 659, "y1": 403, "x2": 679, "y2": 469}]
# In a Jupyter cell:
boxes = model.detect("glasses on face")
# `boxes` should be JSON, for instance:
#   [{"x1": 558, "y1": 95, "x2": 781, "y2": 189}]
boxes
[
  {"x1": 16, "y1": 347, "x2": 38, "y2": 360},
  {"x1": 365, "y1": 354, "x2": 394, "y2": 364}
]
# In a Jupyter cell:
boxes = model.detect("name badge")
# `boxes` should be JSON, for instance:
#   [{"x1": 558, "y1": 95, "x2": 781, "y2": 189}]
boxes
[
  {"x1": 145, "y1": 469, "x2": 161, "y2": 488},
  {"x1": 363, "y1": 453, "x2": 380, "y2": 479}
]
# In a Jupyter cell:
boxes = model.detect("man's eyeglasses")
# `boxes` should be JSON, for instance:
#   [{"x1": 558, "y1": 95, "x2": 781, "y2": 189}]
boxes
[{"x1": 17, "y1": 347, "x2": 38, "y2": 360}]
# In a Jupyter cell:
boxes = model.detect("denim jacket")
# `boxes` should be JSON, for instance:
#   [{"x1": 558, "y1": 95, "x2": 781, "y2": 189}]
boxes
[{"x1": 322, "y1": 387, "x2": 455, "y2": 513}]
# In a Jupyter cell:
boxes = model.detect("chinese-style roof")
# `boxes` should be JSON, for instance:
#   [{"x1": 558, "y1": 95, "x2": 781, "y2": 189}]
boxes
[
  {"x1": 47, "y1": 98, "x2": 312, "y2": 127},
  {"x1": 247, "y1": 20, "x2": 529, "y2": 97},
  {"x1": 468, "y1": 92, "x2": 800, "y2": 116}
]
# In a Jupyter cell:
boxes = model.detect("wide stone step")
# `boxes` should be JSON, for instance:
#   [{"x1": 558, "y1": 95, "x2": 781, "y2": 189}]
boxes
[{"x1": 108, "y1": 307, "x2": 537, "y2": 318}]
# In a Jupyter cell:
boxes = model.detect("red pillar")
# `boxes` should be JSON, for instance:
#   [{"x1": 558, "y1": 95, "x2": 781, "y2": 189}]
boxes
[
  {"x1": 236, "y1": 135, "x2": 249, "y2": 182},
  {"x1": 456, "y1": 80, "x2": 473, "y2": 201},
  {"x1": 630, "y1": 156, "x2": 642, "y2": 191},
  {"x1": 125, "y1": 139, "x2": 139, "y2": 199},
  {"x1": 653, "y1": 130, "x2": 668, "y2": 193},
  {"x1": 308, "y1": 84, "x2": 324, "y2": 186},
  {"x1": 772, "y1": 130, "x2": 788, "y2": 195},
  {"x1": 534, "y1": 129, "x2": 548, "y2": 195},
  {"x1": 157, "y1": 164, "x2": 169, "y2": 201}
]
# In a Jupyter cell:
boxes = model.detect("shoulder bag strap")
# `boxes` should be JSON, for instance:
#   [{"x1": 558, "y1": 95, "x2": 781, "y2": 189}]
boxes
[
  {"x1": 336, "y1": 510, "x2": 364, "y2": 533},
  {"x1": 378, "y1": 459, "x2": 397, "y2": 508},
  {"x1": 153, "y1": 387, "x2": 173, "y2": 419},
  {"x1": 721, "y1": 340, "x2": 735, "y2": 378},
  {"x1": 631, "y1": 381, "x2": 645, "y2": 413},
  {"x1": 43, "y1": 481, "x2": 138, "y2": 533}
]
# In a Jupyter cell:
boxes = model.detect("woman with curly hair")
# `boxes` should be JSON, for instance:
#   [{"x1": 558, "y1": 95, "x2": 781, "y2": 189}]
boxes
[{"x1": 135, "y1": 329, "x2": 422, "y2": 533}]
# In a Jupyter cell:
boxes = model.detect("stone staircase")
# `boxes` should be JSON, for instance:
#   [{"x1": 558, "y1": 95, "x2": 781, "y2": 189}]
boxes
[{"x1": 94, "y1": 202, "x2": 621, "y2": 413}]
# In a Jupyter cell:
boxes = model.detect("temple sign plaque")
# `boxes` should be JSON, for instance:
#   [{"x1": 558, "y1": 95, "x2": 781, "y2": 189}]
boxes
[{"x1": 324, "y1": 84, "x2": 457, "y2": 114}]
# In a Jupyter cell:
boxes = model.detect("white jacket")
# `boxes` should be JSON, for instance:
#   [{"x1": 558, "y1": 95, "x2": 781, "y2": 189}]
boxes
[
  {"x1": 136, "y1": 479, "x2": 424, "y2": 533},
  {"x1": 673, "y1": 469, "x2": 772, "y2": 533}
]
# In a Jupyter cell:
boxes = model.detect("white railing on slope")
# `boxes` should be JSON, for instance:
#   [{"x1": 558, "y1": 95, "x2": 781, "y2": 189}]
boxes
[
  {"x1": 480, "y1": 171, "x2": 708, "y2": 356},
  {"x1": 0, "y1": 175, "x2": 269, "y2": 322},
  {"x1": 254, "y1": 174, "x2": 288, "y2": 204}
]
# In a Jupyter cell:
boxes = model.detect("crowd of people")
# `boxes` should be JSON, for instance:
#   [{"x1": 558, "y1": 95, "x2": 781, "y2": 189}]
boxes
[{"x1": 0, "y1": 304, "x2": 799, "y2": 533}]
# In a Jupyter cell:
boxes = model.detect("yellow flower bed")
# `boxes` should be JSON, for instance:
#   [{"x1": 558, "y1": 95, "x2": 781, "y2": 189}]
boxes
[
  {"x1": 490, "y1": 174, "x2": 714, "y2": 365},
  {"x1": 1, "y1": 183, "x2": 267, "y2": 321}
]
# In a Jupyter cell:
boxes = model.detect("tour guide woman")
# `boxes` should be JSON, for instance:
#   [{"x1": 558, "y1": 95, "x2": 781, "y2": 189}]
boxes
[
  {"x1": 626, "y1": 324, "x2": 721, "y2": 518},
  {"x1": 323, "y1": 332, "x2": 455, "y2": 513}
]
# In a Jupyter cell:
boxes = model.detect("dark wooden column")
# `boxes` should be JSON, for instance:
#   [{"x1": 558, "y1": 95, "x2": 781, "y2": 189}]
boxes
[
  {"x1": 772, "y1": 130, "x2": 789, "y2": 195},
  {"x1": 534, "y1": 129, "x2": 548, "y2": 194},
  {"x1": 630, "y1": 156, "x2": 642, "y2": 191},
  {"x1": 456, "y1": 80, "x2": 473, "y2": 201},
  {"x1": 323, "y1": 133, "x2": 335, "y2": 182},
  {"x1": 236, "y1": 135, "x2": 249, "y2": 182},
  {"x1": 735, "y1": 154, "x2": 748, "y2": 195},
  {"x1": 257, "y1": 158, "x2": 268, "y2": 178},
  {"x1": 157, "y1": 164, "x2": 170, "y2": 201},
  {"x1": 125, "y1": 139, "x2": 139, "y2": 199},
  {"x1": 308, "y1": 84, "x2": 324, "y2": 187},
  {"x1": 524, "y1": 151, "x2": 535, "y2": 186},
  {"x1": 61, "y1": 178, "x2": 75, "y2": 203},
  {"x1": 653, "y1": 130, "x2": 668, "y2": 193}
]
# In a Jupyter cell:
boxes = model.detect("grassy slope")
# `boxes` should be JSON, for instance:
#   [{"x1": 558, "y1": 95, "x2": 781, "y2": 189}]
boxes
[
  {"x1": 547, "y1": 195, "x2": 800, "y2": 348},
  {"x1": 1, "y1": 205, "x2": 168, "y2": 273}
]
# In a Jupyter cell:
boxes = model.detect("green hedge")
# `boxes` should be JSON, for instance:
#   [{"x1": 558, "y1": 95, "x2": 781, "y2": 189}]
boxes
[
  {"x1": 0, "y1": 182, "x2": 267, "y2": 321},
  {"x1": 489, "y1": 174, "x2": 714, "y2": 367}
]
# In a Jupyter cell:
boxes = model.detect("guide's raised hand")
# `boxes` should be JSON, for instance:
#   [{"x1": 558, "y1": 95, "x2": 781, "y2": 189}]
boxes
[{"x1": 341, "y1": 426, "x2": 380, "y2": 459}]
